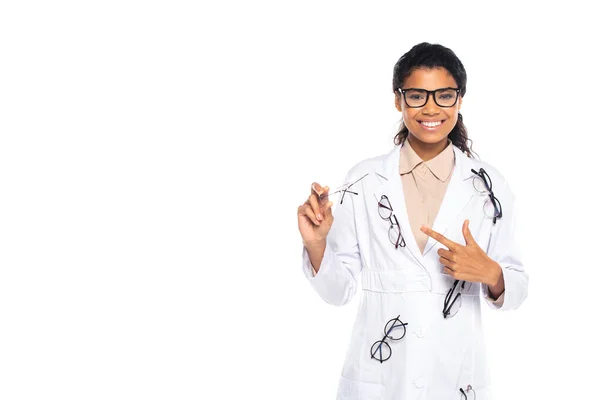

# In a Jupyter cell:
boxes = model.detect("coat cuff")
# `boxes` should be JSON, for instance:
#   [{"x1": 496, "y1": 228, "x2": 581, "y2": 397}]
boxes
[
  {"x1": 482, "y1": 285, "x2": 505, "y2": 309},
  {"x1": 301, "y1": 244, "x2": 333, "y2": 282},
  {"x1": 480, "y1": 262, "x2": 528, "y2": 310}
]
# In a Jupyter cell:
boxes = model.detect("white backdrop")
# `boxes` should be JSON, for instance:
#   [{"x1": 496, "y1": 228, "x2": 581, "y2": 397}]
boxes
[{"x1": 1, "y1": 1, "x2": 599, "y2": 399}]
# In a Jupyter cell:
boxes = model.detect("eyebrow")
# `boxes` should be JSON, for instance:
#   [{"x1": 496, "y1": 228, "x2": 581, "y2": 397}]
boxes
[{"x1": 401, "y1": 87, "x2": 458, "y2": 91}]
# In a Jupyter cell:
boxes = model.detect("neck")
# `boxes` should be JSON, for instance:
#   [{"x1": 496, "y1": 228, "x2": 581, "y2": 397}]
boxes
[{"x1": 407, "y1": 135, "x2": 449, "y2": 162}]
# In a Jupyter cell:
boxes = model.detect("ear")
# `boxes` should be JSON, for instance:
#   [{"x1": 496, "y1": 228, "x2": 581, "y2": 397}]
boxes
[
  {"x1": 457, "y1": 96, "x2": 463, "y2": 111},
  {"x1": 394, "y1": 91, "x2": 403, "y2": 112}
]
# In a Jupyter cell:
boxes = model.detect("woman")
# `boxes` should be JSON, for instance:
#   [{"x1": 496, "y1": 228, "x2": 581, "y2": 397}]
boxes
[{"x1": 297, "y1": 42, "x2": 528, "y2": 400}]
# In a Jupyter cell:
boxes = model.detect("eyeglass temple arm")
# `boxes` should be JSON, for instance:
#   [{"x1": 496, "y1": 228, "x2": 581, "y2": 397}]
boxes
[
  {"x1": 444, "y1": 293, "x2": 461, "y2": 313},
  {"x1": 345, "y1": 172, "x2": 369, "y2": 188},
  {"x1": 319, "y1": 189, "x2": 358, "y2": 199},
  {"x1": 443, "y1": 282, "x2": 462, "y2": 318},
  {"x1": 444, "y1": 280, "x2": 459, "y2": 303},
  {"x1": 318, "y1": 173, "x2": 369, "y2": 199}
]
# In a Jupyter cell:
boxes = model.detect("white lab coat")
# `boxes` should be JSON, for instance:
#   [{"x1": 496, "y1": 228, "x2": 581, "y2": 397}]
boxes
[{"x1": 302, "y1": 142, "x2": 528, "y2": 400}]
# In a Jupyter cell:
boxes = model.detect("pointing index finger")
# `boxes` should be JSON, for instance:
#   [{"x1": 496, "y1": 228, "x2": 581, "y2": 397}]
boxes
[{"x1": 420, "y1": 225, "x2": 459, "y2": 251}]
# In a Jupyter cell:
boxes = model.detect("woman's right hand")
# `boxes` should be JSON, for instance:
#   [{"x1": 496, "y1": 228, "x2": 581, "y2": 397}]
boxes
[{"x1": 297, "y1": 182, "x2": 334, "y2": 245}]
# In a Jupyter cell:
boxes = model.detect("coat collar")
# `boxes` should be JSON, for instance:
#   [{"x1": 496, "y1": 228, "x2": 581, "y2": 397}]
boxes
[{"x1": 373, "y1": 141, "x2": 476, "y2": 267}]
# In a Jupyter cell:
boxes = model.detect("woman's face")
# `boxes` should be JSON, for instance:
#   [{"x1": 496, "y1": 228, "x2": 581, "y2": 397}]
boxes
[{"x1": 395, "y1": 67, "x2": 462, "y2": 146}]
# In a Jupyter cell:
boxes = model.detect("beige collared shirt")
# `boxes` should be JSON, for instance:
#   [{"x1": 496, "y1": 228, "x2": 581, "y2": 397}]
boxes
[{"x1": 400, "y1": 138, "x2": 454, "y2": 255}]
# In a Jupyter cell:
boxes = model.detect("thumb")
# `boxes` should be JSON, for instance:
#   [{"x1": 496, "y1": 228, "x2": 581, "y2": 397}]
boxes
[{"x1": 462, "y1": 219, "x2": 475, "y2": 245}]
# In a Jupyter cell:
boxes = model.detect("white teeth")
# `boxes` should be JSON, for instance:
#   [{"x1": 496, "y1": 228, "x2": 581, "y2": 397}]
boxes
[{"x1": 421, "y1": 121, "x2": 442, "y2": 127}]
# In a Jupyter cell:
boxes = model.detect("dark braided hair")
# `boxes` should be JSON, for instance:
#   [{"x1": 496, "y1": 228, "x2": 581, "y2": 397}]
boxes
[{"x1": 392, "y1": 42, "x2": 478, "y2": 158}]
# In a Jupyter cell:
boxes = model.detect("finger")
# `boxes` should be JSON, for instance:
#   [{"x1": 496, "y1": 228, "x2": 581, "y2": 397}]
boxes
[
  {"x1": 439, "y1": 256, "x2": 457, "y2": 270},
  {"x1": 443, "y1": 266, "x2": 458, "y2": 278},
  {"x1": 311, "y1": 182, "x2": 324, "y2": 197},
  {"x1": 299, "y1": 204, "x2": 321, "y2": 226},
  {"x1": 308, "y1": 193, "x2": 323, "y2": 221},
  {"x1": 298, "y1": 204, "x2": 310, "y2": 217},
  {"x1": 320, "y1": 186, "x2": 330, "y2": 202},
  {"x1": 437, "y1": 248, "x2": 455, "y2": 262},
  {"x1": 442, "y1": 265, "x2": 453, "y2": 273},
  {"x1": 323, "y1": 200, "x2": 334, "y2": 220},
  {"x1": 420, "y1": 225, "x2": 459, "y2": 251},
  {"x1": 462, "y1": 220, "x2": 476, "y2": 246},
  {"x1": 311, "y1": 184, "x2": 331, "y2": 205}
]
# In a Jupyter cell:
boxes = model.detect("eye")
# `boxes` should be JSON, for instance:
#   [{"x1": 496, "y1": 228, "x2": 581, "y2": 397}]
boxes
[
  {"x1": 408, "y1": 93, "x2": 425, "y2": 100},
  {"x1": 437, "y1": 90, "x2": 457, "y2": 100}
]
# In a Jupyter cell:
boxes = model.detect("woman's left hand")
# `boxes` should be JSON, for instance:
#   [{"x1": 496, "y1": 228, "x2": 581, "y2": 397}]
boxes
[{"x1": 420, "y1": 220, "x2": 502, "y2": 287}]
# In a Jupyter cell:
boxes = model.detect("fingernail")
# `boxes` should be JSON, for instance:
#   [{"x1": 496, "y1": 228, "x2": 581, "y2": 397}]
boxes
[{"x1": 317, "y1": 213, "x2": 323, "y2": 220}]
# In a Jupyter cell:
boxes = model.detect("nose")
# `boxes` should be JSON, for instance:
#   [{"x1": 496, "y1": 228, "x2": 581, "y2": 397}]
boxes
[{"x1": 422, "y1": 93, "x2": 440, "y2": 115}]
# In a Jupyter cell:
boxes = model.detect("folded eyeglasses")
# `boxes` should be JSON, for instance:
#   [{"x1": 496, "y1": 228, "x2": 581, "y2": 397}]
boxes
[
  {"x1": 319, "y1": 173, "x2": 369, "y2": 204},
  {"x1": 443, "y1": 279, "x2": 473, "y2": 319},
  {"x1": 378, "y1": 195, "x2": 406, "y2": 249},
  {"x1": 370, "y1": 314, "x2": 408, "y2": 363},
  {"x1": 471, "y1": 168, "x2": 502, "y2": 224}
]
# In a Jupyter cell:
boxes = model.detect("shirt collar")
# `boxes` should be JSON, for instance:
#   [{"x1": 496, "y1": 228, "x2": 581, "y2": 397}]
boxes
[{"x1": 399, "y1": 138, "x2": 455, "y2": 182}]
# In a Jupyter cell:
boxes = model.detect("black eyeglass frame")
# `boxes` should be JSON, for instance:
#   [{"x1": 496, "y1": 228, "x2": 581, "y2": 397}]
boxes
[
  {"x1": 378, "y1": 195, "x2": 406, "y2": 249},
  {"x1": 370, "y1": 315, "x2": 409, "y2": 363},
  {"x1": 470, "y1": 168, "x2": 503, "y2": 224},
  {"x1": 443, "y1": 279, "x2": 470, "y2": 319},
  {"x1": 460, "y1": 384, "x2": 476, "y2": 399},
  {"x1": 319, "y1": 173, "x2": 369, "y2": 205},
  {"x1": 395, "y1": 87, "x2": 461, "y2": 108}
]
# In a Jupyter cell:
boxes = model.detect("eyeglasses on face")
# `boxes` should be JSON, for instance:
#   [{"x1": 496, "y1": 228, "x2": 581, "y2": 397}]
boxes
[{"x1": 396, "y1": 87, "x2": 461, "y2": 108}]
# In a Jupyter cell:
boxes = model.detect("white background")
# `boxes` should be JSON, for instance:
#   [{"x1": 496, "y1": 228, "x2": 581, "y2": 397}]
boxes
[{"x1": 1, "y1": 1, "x2": 599, "y2": 399}]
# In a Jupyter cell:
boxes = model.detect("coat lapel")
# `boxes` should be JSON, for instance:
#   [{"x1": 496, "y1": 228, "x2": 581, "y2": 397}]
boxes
[
  {"x1": 373, "y1": 144, "x2": 426, "y2": 267},
  {"x1": 422, "y1": 146, "x2": 476, "y2": 256}
]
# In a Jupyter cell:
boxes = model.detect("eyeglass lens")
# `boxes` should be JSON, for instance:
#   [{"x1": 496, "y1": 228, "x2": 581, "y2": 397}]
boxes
[
  {"x1": 443, "y1": 280, "x2": 472, "y2": 318},
  {"x1": 472, "y1": 171, "x2": 502, "y2": 222},
  {"x1": 388, "y1": 221, "x2": 406, "y2": 248},
  {"x1": 378, "y1": 196, "x2": 392, "y2": 219}
]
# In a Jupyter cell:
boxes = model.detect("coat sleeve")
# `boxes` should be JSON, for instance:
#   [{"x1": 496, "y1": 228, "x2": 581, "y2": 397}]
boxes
[
  {"x1": 481, "y1": 180, "x2": 529, "y2": 310},
  {"x1": 301, "y1": 172, "x2": 364, "y2": 306}
]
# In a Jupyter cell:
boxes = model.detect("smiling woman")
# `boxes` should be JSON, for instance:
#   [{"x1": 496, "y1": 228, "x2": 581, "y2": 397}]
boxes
[
  {"x1": 392, "y1": 43, "x2": 473, "y2": 162},
  {"x1": 297, "y1": 42, "x2": 528, "y2": 400}
]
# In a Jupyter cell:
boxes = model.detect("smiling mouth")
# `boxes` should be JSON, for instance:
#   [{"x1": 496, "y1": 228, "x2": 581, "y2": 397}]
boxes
[{"x1": 418, "y1": 120, "x2": 446, "y2": 129}]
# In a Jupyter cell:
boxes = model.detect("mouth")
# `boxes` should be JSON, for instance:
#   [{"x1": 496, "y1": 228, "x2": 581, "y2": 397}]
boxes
[{"x1": 418, "y1": 119, "x2": 446, "y2": 131}]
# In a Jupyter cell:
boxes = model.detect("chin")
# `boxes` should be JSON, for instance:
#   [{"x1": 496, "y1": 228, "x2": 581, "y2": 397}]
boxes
[{"x1": 409, "y1": 131, "x2": 450, "y2": 145}]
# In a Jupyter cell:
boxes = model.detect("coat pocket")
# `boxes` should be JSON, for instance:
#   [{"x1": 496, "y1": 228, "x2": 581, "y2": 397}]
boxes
[
  {"x1": 427, "y1": 385, "x2": 491, "y2": 399},
  {"x1": 337, "y1": 375, "x2": 385, "y2": 400}
]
